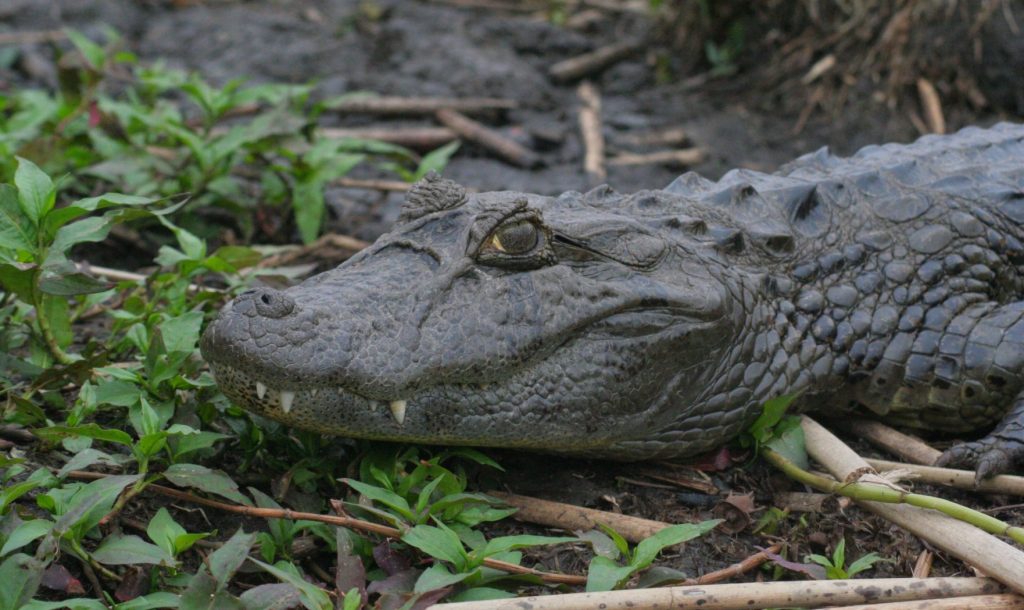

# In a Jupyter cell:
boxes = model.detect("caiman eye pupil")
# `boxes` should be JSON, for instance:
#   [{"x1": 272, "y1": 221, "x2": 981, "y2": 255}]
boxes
[{"x1": 491, "y1": 221, "x2": 539, "y2": 254}]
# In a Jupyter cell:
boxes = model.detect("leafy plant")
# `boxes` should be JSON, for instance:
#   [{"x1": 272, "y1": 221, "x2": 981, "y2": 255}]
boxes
[
  {"x1": 583, "y1": 521, "x2": 721, "y2": 591},
  {"x1": 805, "y1": 537, "x2": 887, "y2": 579}
]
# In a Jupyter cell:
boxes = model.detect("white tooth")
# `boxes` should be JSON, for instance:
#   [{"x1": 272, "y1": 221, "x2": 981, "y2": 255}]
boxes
[
  {"x1": 256, "y1": 382, "x2": 267, "y2": 400},
  {"x1": 310, "y1": 388, "x2": 318, "y2": 397},
  {"x1": 280, "y1": 391, "x2": 295, "y2": 413},
  {"x1": 389, "y1": 400, "x2": 407, "y2": 425}
]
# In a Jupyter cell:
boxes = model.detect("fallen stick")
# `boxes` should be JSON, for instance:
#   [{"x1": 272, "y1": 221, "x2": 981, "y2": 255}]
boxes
[
  {"x1": 86, "y1": 264, "x2": 219, "y2": 294},
  {"x1": 618, "y1": 126, "x2": 689, "y2": 148},
  {"x1": 488, "y1": 491, "x2": 670, "y2": 543},
  {"x1": 800, "y1": 416, "x2": 1024, "y2": 594},
  {"x1": 917, "y1": 78, "x2": 946, "y2": 134},
  {"x1": 318, "y1": 127, "x2": 457, "y2": 151},
  {"x1": 335, "y1": 177, "x2": 413, "y2": 192},
  {"x1": 428, "y1": 578, "x2": 1005, "y2": 610},
  {"x1": 821, "y1": 593, "x2": 1024, "y2": 610},
  {"x1": 846, "y1": 420, "x2": 941, "y2": 465},
  {"x1": 330, "y1": 96, "x2": 516, "y2": 116},
  {"x1": 549, "y1": 39, "x2": 643, "y2": 82},
  {"x1": 435, "y1": 109, "x2": 541, "y2": 168},
  {"x1": 607, "y1": 148, "x2": 705, "y2": 167},
  {"x1": 683, "y1": 543, "x2": 780, "y2": 585},
  {"x1": 576, "y1": 81, "x2": 605, "y2": 183},
  {"x1": 866, "y1": 458, "x2": 1024, "y2": 497},
  {"x1": 0, "y1": 30, "x2": 66, "y2": 45}
]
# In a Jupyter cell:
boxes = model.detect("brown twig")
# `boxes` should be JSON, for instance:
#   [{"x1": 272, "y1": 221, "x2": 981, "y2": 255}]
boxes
[
  {"x1": 617, "y1": 127, "x2": 689, "y2": 149},
  {"x1": 335, "y1": 177, "x2": 413, "y2": 192},
  {"x1": 846, "y1": 419, "x2": 941, "y2": 465},
  {"x1": 913, "y1": 549, "x2": 934, "y2": 578},
  {"x1": 435, "y1": 109, "x2": 541, "y2": 168},
  {"x1": 488, "y1": 491, "x2": 672, "y2": 543},
  {"x1": 576, "y1": 81, "x2": 605, "y2": 184},
  {"x1": 429, "y1": 577, "x2": 1006, "y2": 610},
  {"x1": 256, "y1": 233, "x2": 370, "y2": 269},
  {"x1": 319, "y1": 127, "x2": 457, "y2": 151},
  {"x1": 916, "y1": 77, "x2": 946, "y2": 134},
  {"x1": 607, "y1": 149, "x2": 705, "y2": 167},
  {"x1": 684, "y1": 543, "x2": 781, "y2": 585},
  {"x1": 65, "y1": 471, "x2": 585, "y2": 586},
  {"x1": 330, "y1": 96, "x2": 516, "y2": 117},
  {"x1": 0, "y1": 30, "x2": 66, "y2": 45},
  {"x1": 549, "y1": 39, "x2": 644, "y2": 83}
]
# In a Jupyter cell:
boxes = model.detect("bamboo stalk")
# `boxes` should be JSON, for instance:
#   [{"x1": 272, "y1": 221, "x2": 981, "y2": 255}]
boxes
[
  {"x1": 330, "y1": 96, "x2": 516, "y2": 116},
  {"x1": 800, "y1": 416, "x2": 1024, "y2": 594},
  {"x1": 846, "y1": 420, "x2": 941, "y2": 465},
  {"x1": 428, "y1": 578, "x2": 1004, "y2": 610},
  {"x1": 821, "y1": 593, "x2": 1024, "y2": 610},
  {"x1": 866, "y1": 458, "x2": 1024, "y2": 497}
]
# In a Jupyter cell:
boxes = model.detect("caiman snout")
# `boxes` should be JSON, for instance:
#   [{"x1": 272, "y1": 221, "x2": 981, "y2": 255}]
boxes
[{"x1": 247, "y1": 287, "x2": 295, "y2": 319}]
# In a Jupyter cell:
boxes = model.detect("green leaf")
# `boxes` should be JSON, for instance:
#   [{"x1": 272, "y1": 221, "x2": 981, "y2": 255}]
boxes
[
  {"x1": 164, "y1": 464, "x2": 252, "y2": 506},
  {"x1": 39, "y1": 293, "x2": 72, "y2": 349},
  {"x1": 764, "y1": 416, "x2": 809, "y2": 470},
  {"x1": 402, "y1": 525, "x2": 468, "y2": 569},
  {"x1": 577, "y1": 530, "x2": 620, "y2": 560},
  {"x1": 0, "y1": 184, "x2": 36, "y2": 254},
  {"x1": 414, "y1": 142, "x2": 460, "y2": 181},
  {"x1": 481, "y1": 534, "x2": 576, "y2": 558},
  {"x1": 0, "y1": 553, "x2": 44, "y2": 610},
  {"x1": 49, "y1": 216, "x2": 114, "y2": 255},
  {"x1": 340, "y1": 587, "x2": 361, "y2": 610},
  {"x1": 585, "y1": 556, "x2": 635, "y2": 592},
  {"x1": 180, "y1": 570, "x2": 244, "y2": 610},
  {"x1": 248, "y1": 557, "x2": 334, "y2": 610},
  {"x1": 14, "y1": 156, "x2": 55, "y2": 226},
  {"x1": 413, "y1": 563, "x2": 473, "y2": 594},
  {"x1": 52, "y1": 474, "x2": 142, "y2": 540},
  {"x1": 747, "y1": 393, "x2": 800, "y2": 445},
  {"x1": 631, "y1": 520, "x2": 720, "y2": 570},
  {"x1": 0, "y1": 518, "x2": 53, "y2": 556},
  {"x1": 36, "y1": 424, "x2": 133, "y2": 446},
  {"x1": 832, "y1": 537, "x2": 846, "y2": 569},
  {"x1": 239, "y1": 584, "x2": 301, "y2": 610},
  {"x1": 847, "y1": 552, "x2": 886, "y2": 577},
  {"x1": 596, "y1": 523, "x2": 631, "y2": 560},
  {"x1": 147, "y1": 508, "x2": 186, "y2": 557},
  {"x1": 209, "y1": 529, "x2": 256, "y2": 584},
  {"x1": 92, "y1": 534, "x2": 176, "y2": 566},
  {"x1": 0, "y1": 263, "x2": 35, "y2": 302},
  {"x1": 159, "y1": 311, "x2": 204, "y2": 353},
  {"x1": 37, "y1": 268, "x2": 112, "y2": 295},
  {"x1": 342, "y1": 478, "x2": 412, "y2": 520},
  {"x1": 63, "y1": 28, "x2": 105, "y2": 69}
]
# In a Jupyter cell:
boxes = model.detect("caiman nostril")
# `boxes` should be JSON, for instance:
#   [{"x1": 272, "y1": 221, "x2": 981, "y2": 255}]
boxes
[{"x1": 253, "y1": 288, "x2": 295, "y2": 318}]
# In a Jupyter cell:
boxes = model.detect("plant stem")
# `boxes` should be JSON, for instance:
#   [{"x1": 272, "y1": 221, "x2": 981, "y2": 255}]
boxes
[
  {"x1": 34, "y1": 296, "x2": 75, "y2": 365},
  {"x1": 762, "y1": 447, "x2": 1024, "y2": 545}
]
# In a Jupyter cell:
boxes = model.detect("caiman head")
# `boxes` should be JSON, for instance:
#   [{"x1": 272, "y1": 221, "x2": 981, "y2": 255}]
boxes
[{"x1": 201, "y1": 173, "x2": 756, "y2": 459}]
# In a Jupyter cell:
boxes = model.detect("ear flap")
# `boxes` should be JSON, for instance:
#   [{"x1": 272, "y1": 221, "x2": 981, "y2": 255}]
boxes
[{"x1": 398, "y1": 171, "x2": 468, "y2": 222}]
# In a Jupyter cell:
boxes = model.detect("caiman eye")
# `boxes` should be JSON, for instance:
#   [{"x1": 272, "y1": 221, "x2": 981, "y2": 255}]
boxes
[{"x1": 488, "y1": 221, "x2": 539, "y2": 255}]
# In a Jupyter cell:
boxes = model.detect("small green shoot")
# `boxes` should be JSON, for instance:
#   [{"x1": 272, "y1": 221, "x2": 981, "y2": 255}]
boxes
[
  {"x1": 805, "y1": 538, "x2": 888, "y2": 579},
  {"x1": 583, "y1": 521, "x2": 721, "y2": 591}
]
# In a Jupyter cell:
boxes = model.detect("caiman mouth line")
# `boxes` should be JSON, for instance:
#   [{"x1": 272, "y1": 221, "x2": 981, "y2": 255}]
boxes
[{"x1": 211, "y1": 363, "x2": 411, "y2": 425}]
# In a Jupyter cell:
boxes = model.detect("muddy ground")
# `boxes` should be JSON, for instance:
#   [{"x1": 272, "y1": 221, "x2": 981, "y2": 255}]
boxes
[{"x1": 4, "y1": 0, "x2": 1024, "y2": 585}]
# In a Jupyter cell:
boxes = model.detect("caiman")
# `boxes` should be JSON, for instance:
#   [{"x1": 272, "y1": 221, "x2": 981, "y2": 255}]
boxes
[{"x1": 200, "y1": 122, "x2": 1024, "y2": 479}]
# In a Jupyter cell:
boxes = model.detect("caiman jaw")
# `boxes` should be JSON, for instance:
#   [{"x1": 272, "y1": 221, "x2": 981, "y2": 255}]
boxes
[{"x1": 211, "y1": 363, "x2": 411, "y2": 426}]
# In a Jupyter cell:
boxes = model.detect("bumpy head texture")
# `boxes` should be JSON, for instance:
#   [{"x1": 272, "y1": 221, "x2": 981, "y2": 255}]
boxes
[{"x1": 201, "y1": 123, "x2": 1024, "y2": 461}]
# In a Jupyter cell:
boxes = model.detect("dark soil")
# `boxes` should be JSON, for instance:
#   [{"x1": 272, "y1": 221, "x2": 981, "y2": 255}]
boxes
[{"x1": 4, "y1": 0, "x2": 1024, "y2": 587}]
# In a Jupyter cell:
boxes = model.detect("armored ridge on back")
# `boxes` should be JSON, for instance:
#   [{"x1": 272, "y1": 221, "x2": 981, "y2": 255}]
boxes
[{"x1": 200, "y1": 122, "x2": 1024, "y2": 479}]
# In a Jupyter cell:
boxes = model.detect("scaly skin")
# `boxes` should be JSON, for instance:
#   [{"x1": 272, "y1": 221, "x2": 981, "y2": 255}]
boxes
[{"x1": 200, "y1": 122, "x2": 1024, "y2": 478}]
